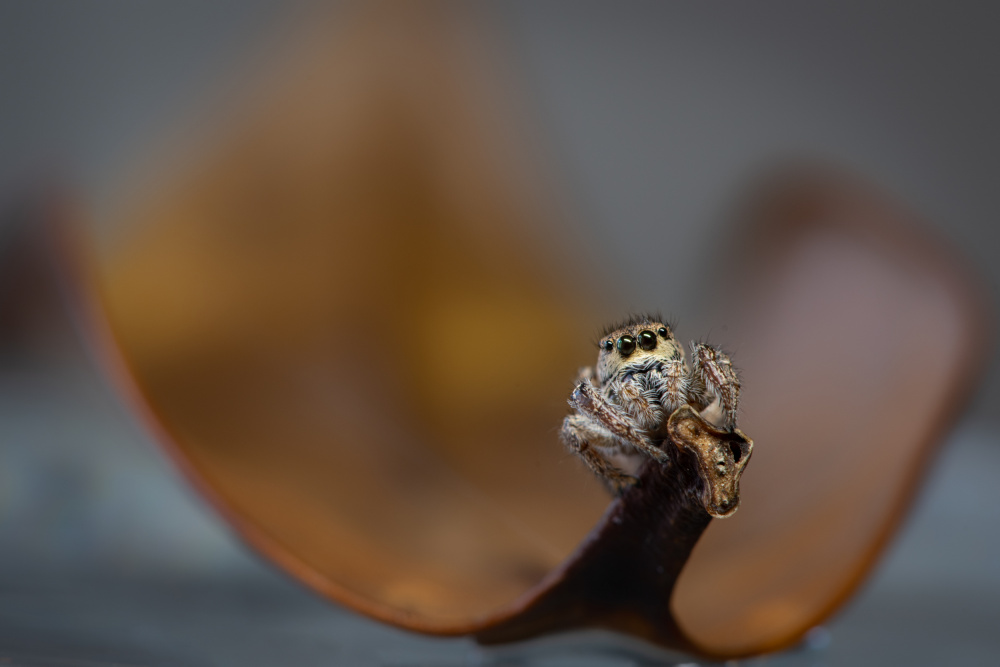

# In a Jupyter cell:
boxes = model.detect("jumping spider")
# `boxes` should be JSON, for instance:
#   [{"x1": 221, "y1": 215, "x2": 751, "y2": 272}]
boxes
[{"x1": 561, "y1": 314, "x2": 742, "y2": 494}]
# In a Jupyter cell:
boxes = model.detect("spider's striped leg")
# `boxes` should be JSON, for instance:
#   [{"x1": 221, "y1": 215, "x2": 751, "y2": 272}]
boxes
[
  {"x1": 690, "y1": 342, "x2": 741, "y2": 431},
  {"x1": 560, "y1": 413, "x2": 638, "y2": 493},
  {"x1": 570, "y1": 381, "x2": 669, "y2": 463}
]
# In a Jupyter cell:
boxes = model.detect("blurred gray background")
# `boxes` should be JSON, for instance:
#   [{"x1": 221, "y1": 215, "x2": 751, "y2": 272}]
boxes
[{"x1": 1, "y1": 2, "x2": 998, "y2": 665}]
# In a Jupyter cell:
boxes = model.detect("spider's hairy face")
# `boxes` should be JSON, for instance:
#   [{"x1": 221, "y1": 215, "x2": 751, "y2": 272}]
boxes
[{"x1": 595, "y1": 318, "x2": 683, "y2": 386}]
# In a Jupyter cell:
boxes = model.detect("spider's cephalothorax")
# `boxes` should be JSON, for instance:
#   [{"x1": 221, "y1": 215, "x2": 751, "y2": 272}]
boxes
[{"x1": 560, "y1": 314, "x2": 745, "y2": 503}]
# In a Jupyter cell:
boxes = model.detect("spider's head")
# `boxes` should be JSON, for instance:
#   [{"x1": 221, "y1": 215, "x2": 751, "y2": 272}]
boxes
[{"x1": 596, "y1": 315, "x2": 683, "y2": 385}]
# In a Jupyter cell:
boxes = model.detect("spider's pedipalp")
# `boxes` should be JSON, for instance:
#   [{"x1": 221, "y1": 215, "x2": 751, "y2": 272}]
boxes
[
  {"x1": 611, "y1": 377, "x2": 663, "y2": 432},
  {"x1": 659, "y1": 358, "x2": 688, "y2": 413}
]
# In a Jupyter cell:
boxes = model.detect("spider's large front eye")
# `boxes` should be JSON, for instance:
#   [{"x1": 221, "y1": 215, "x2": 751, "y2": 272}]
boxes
[
  {"x1": 616, "y1": 335, "x2": 636, "y2": 356},
  {"x1": 638, "y1": 330, "x2": 657, "y2": 350}
]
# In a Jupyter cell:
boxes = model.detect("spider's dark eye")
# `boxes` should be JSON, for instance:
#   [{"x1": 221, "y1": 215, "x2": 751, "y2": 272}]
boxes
[
  {"x1": 657, "y1": 327, "x2": 669, "y2": 338},
  {"x1": 616, "y1": 335, "x2": 636, "y2": 356},
  {"x1": 602, "y1": 339, "x2": 614, "y2": 351},
  {"x1": 638, "y1": 330, "x2": 657, "y2": 350}
]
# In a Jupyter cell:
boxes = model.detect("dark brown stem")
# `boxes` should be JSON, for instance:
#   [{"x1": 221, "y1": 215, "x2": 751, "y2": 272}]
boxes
[{"x1": 476, "y1": 409, "x2": 752, "y2": 651}]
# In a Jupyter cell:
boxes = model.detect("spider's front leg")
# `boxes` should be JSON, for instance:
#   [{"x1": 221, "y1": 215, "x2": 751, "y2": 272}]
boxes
[
  {"x1": 569, "y1": 381, "x2": 669, "y2": 464},
  {"x1": 560, "y1": 413, "x2": 638, "y2": 493},
  {"x1": 689, "y1": 342, "x2": 741, "y2": 430}
]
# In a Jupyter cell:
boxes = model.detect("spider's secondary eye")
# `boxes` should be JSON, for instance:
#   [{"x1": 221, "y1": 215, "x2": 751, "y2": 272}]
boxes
[
  {"x1": 616, "y1": 335, "x2": 636, "y2": 356},
  {"x1": 638, "y1": 330, "x2": 657, "y2": 350},
  {"x1": 602, "y1": 340, "x2": 614, "y2": 351},
  {"x1": 657, "y1": 327, "x2": 669, "y2": 338}
]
